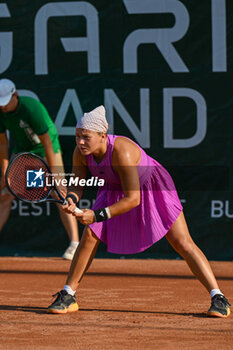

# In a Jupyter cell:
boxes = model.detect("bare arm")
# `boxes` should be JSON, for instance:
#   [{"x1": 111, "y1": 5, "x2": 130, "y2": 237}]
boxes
[
  {"x1": 73, "y1": 137, "x2": 141, "y2": 225},
  {"x1": 69, "y1": 145, "x2": 87, "y2": 200},
  {"x1": 109, "y1": 139, "x2": 140, "y2": 217},
  {"x1": 0, "y1": 133, "x2": 9, "y2": 189},
  {"x1": 62, "y1": 146, "x2": 87, "y2": 214},
  {"x1": 38, "y1": 131, "x2": 69, "y2": 198},
  {"x1": 38, "y1": 132, "x2": 57, "y2": 172}
]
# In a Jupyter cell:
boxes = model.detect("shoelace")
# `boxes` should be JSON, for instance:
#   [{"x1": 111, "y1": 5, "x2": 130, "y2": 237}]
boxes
[
  {"x1": 52, "y1": 290, "x2": 66, "y2": 300},
  {"x1": 212, "y1": 295, "x2": 231, "y2": 307}
]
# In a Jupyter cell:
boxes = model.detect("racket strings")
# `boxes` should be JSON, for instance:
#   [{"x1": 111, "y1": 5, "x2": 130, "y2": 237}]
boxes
[{"x1": 7, "y1": 153, "x2": 52, "y2": 202}]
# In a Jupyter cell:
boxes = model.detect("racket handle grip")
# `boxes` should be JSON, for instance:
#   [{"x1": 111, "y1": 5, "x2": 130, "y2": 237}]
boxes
[
  {"x1": 63, "y1": 199, "x2": 83, "y2": 213},
  {"x1": 74, "y1": 207, "x2": 83, "y2": 213}
]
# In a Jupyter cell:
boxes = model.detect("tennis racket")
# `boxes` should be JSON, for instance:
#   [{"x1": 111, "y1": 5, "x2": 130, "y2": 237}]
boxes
[{"x1": 5, "y1": 152, "x2": 82, "y2": 213}]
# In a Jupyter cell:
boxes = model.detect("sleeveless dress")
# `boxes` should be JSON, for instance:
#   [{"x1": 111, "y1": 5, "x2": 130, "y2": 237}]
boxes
[{"x1": 87, "y1": 135, "x2": 183, "y2": 254}]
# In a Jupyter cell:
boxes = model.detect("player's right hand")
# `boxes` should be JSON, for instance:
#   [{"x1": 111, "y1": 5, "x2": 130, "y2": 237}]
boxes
[{"x1": 62, "y1": 197, "x2": 77, "y2": 214}]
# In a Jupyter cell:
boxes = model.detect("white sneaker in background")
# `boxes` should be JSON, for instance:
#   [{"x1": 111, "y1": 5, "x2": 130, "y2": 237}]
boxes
[{"x1": 62, "y1": 242, "x2": 79, "y2": 260}]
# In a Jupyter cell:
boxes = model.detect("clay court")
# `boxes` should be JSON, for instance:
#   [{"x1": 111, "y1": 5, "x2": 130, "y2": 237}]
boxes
[{"x1": 0, "y1": 257, "x2": 232, "y2": 350}]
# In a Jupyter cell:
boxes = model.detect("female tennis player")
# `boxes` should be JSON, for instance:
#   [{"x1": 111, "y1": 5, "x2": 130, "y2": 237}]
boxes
[{"x1": 48, "y1": 105, "x2": 230, "y2": 317}]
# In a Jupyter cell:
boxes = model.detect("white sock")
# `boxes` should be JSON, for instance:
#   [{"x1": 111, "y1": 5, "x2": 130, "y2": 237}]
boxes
[
  {"x1": 210, "y1": 289, "x2": 223, "y2": 299},
  {"x1": 63, "y1": 284, "x2": 76, "y2": 296},
  {"x1": 70, "y1": 241, "x2": 79, "y2": 248}
]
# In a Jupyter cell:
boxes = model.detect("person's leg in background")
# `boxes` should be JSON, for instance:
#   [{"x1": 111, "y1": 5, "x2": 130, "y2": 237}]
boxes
[
  {"x1": 53, "y1": 151, "x2": 79, "y2": 260},
  {"x1": 0, "y1": 188, "x2": 14, "y2": 231},
  {"x1": 0, "y1": 153, "x2": 16, "y2": 233}
]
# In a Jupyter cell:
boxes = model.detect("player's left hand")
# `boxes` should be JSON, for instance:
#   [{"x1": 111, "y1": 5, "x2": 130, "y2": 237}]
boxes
[
  {"x1": 57, "y1": 183, "x2": 67, "y2": 199},
  {"x1": 72, "y1": 209, "x2": 95, "y2": 225}
]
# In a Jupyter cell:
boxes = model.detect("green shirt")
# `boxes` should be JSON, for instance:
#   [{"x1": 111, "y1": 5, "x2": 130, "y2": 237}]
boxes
[{"x1": 0, "y1": 96, "x2": 61, "y2": 157}]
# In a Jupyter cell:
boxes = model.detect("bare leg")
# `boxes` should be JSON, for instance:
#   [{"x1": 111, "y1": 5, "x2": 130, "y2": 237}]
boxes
[
  {"x1": 0, "y1": 190, "x2": 14, "y2": 231},
  {"x1": 166, "y1": 211, "x2": 219, "y2": 292},
  {"x1": 66, "y1": 226, "x2": 100, "y2": 291}
]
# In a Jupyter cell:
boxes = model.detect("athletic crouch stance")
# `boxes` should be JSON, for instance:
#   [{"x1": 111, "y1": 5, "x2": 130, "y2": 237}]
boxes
[{"x1": 48, "y1": 105, "x2": 230, "y2": 317}]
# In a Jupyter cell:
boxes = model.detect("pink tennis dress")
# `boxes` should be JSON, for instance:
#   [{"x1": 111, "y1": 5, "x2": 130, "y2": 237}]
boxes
[{"x1": 87, "y1": 135, "x2": 183, "y2": 254}]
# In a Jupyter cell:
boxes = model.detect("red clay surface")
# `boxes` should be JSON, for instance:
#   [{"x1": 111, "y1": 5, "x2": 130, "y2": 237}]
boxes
[{"x1": 0, "y1": 257, "x2": 232, "y2": 350}]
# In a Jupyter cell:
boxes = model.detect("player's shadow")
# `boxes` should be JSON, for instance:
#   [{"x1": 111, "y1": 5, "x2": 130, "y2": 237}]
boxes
[
  {"x1": 80, "y1": 308, "x2": 207, "y2": 318},
  {"x1": 0, "y1": 304, "x2": 207, "y2": 317},
  {"x1": 0, "y1": 304, "x2": 46, "y2": 314}
]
